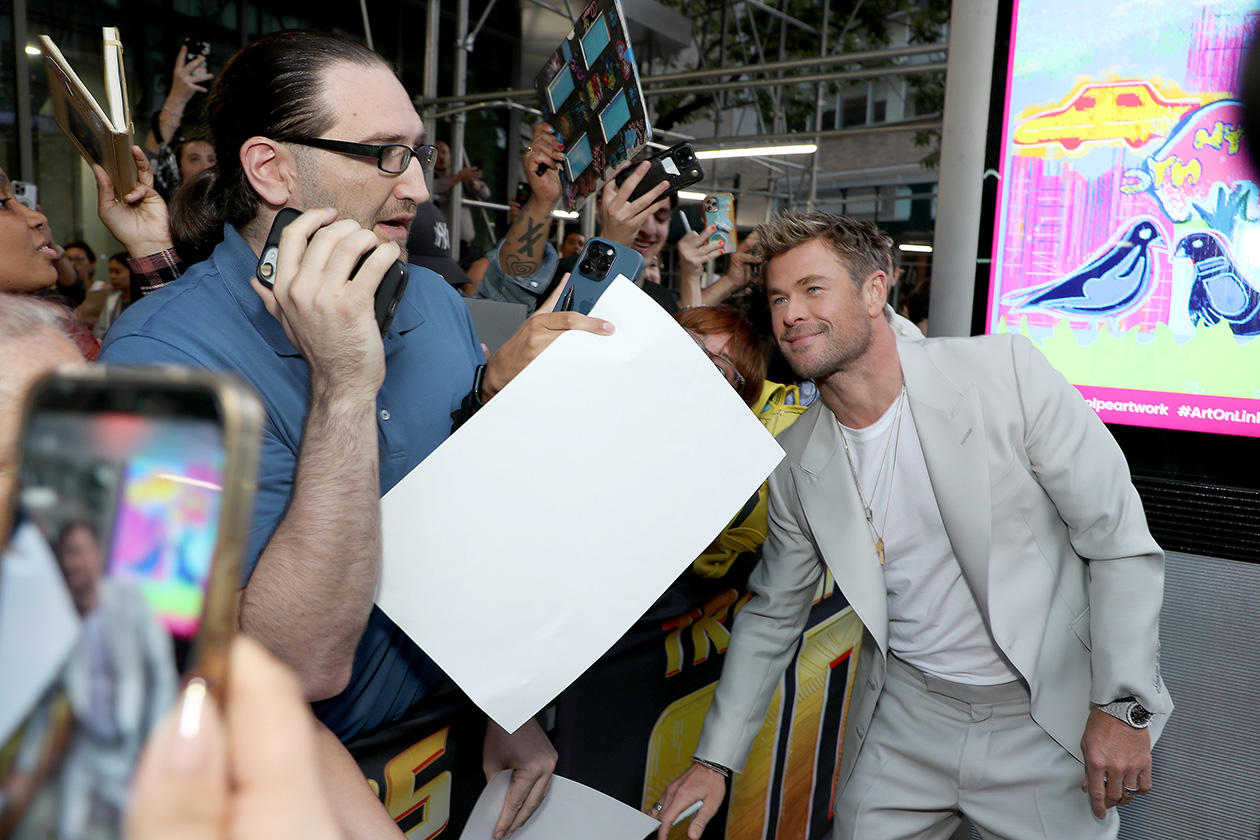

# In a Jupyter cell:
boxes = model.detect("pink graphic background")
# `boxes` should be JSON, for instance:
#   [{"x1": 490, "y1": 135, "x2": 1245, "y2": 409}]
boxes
[{"x1": 987, "y1": 2, "x2": 1260, "y2": 436}]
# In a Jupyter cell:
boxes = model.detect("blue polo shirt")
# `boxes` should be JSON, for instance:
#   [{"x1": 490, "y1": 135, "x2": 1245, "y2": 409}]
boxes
[{"x1": 100, "y1": 224, "x2": 484, "y2": 739}]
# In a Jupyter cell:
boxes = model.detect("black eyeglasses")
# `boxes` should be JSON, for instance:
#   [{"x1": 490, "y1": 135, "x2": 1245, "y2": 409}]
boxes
[
  {"x1": 288, "y1": 137, "x2": 438, "y2": 174},
  {"x1": 684, "y1": 328, "x2": 747, "y2": 392}
]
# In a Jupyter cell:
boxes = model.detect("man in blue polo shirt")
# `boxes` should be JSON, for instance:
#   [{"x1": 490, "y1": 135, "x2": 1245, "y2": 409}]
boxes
[{"x1": 100, "y1": 30, "x2": 606, "y2": 839}]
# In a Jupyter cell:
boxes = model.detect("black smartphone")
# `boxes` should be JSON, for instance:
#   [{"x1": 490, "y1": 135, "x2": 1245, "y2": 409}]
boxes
[
  {"x1": 256, "y1": 207, "x2": 409, "y2": 335},
  {"x1": 555, "y1": 236, "x2": 645, "y2": 314},
  {"x1": 183, "y1": 38, "x2": 210, "y2": 61},
  {"x1": 614, "y1": 142, "x2": 705, "y2": 204},
  {"x1": 1, "y1": 367, "x2": 263, "y2": 840}
]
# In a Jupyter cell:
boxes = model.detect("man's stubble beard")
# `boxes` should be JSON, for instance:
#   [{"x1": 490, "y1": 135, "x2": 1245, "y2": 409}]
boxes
[
  {"x1": 293, "y1": 169, "x2": 416, "y2": 255},
  {"x1": 781, "y1": 314, "x2": 872, "y2": 383}
]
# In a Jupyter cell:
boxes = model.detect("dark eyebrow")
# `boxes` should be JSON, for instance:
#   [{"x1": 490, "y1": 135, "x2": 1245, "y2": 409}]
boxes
[
  {"x1": 359, "y1": 133, "x2": 410, "y2": 145},
  {"x1": 766, "y1": 274, "x2": 828, "y2": 298},
  {"x1": 360, "y1": 132, "x2": 426, "y2": 147}
]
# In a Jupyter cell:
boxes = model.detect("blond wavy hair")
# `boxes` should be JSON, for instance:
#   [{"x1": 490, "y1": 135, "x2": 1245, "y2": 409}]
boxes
[{"x1": 752, "y1": 212, "x2": 892, "y2": 289}]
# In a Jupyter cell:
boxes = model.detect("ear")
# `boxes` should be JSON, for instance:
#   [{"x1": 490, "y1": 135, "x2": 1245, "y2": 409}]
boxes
[
  {"x1": 864, "y1": 269, "x2": 889, "y2": 316},
  {"x1": 240, "y1": 136, "x2": 298, "y2": 208}
]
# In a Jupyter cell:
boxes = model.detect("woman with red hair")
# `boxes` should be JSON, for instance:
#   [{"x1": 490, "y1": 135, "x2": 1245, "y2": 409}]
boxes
[{"x1": 675, "y1": 304, "x2": 808, "y2": 578}]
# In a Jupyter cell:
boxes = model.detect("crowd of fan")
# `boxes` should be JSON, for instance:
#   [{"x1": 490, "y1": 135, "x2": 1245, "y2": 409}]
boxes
[{"x1": 0, "y1": 26, "x2": 927, "y2": 840}]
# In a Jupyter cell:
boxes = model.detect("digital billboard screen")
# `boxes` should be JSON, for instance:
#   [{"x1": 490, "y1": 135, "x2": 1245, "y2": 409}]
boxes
[{"x1": 985, "y1": 1, "x2": 1260, "y2": 438}]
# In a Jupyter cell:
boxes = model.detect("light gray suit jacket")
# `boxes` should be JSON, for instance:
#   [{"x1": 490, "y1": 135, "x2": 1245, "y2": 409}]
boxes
[{"x1": 696, "y1": 333, "x2": 1172, "y2": 789}]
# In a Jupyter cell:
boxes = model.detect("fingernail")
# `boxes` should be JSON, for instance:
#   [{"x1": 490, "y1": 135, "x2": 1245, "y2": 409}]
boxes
[
  {"x1": 179, "y1": 679, "x2": 207, "y2": 739},
  {"x1": 171, "y1": 679, "x2": 209, "y2": 773},
  {"x1": 602, "y1": 321, "x2": 615, "y2": 334}
]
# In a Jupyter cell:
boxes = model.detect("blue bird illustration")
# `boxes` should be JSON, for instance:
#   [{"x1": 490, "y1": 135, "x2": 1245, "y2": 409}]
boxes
[
  {"x1": 1002, "y1": 219, "x2": 1163, "y2": 319},
  {"x1": 1175, "y1": 230, "x2": 1260, "y2": 338}
]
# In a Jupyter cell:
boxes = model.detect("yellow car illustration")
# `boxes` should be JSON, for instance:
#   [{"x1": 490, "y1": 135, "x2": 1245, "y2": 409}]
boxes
[{"x1": 1014, "y1": 81, "x2": 1203, "y2": 152}]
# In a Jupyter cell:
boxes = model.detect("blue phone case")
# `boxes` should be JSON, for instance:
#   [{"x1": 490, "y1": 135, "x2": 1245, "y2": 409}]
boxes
[{"x1": 556, "y1": 236, "x2": 645, "y2": 314}]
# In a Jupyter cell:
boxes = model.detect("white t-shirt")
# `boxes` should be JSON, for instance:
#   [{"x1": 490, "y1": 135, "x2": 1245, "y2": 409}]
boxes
[{"x1": 840, "y1": 394, "x2": 1020, "y2": 685}]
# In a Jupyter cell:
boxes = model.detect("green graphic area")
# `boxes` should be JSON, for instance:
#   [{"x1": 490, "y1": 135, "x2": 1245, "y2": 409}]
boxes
[{"x1": 998, "y1": 318, "x2": 1260, "y2": 400}]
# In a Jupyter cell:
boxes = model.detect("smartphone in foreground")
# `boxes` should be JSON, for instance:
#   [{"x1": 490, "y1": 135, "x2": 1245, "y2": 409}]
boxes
[
  {"x1": 703, "y1": 193, "x2": 737, "y2": 254},
  {"x1": 256, "y1": 207, "x2": 409, "y2": 335},
  {"x1": 555, "y1": 237, "x2": 645, "y2": 315},
  {"x1": 0, "y1": 367, "x2": 263, "y2": 840},
  {"x1": 615, "y1": 142, "x2": 705, "y2": 204}
]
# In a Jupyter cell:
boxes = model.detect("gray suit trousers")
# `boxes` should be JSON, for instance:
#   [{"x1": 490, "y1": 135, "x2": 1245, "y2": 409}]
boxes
[{"x1": 835, "y1": 656, "x2": 1119, "y2": 840}]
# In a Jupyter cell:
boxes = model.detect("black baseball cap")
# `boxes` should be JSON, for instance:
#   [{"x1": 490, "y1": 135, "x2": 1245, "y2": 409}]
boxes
[{"x1": 406, "y1": 201, "x2": 472, "y2": 288}]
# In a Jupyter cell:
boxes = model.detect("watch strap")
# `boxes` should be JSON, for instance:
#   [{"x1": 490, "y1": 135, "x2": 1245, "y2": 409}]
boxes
[
  {"x1": 1095, "y1": 697, "x2": 1152, "y2": 729},
  {"x1": 471, "y1": 363, "x2": 488, "y2": 408}
]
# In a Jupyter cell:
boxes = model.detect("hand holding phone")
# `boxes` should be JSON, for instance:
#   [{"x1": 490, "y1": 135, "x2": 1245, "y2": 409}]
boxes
[
  {"x1": 2, "y1": 367, "x2": 263, "y2": 840},
  {"x1": 555, "y1": 237, "x2": 645, "y2": 315},
  {"x1": 613, "y1": 143, "x2": 705, "y2": 204},
  {"x1": 257, "y1": 207, "x2": 409, "y2": 336},
  {"x1": 176, "y1": 40, "x2": 213, "y2": 95}
]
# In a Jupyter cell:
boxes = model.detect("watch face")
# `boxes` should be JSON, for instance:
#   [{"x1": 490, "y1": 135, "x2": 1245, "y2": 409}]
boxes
[{"x1": 1128, "y1": 703, "x2": 1153, "y2": 726}]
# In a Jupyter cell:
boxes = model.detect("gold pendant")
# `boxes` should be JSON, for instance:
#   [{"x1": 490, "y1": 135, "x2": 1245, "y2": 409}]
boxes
[{"x1": 875, "y1": 538, "x2": 885, "y2": 565}]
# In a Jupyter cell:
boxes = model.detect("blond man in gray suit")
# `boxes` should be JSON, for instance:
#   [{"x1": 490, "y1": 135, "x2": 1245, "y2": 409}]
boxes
[{"x1": 654, "y1": 213, "x2": 1172, "y2": 840}]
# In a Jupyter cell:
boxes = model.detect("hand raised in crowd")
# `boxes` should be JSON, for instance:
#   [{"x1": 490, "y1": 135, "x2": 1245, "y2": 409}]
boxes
[
  {"x1": 521, "y1": 122, "x2": 566, "y2": 208},
  {"x1": 725, "y1": 231, "x2": 762, "y2": 290},
  {"x1": 250, "y1": 208, "x2": 395, "y2": 400},
  {"x1": 676, "y1": 228, "x2": 724, "y2": 307},
  {"x1": 597, "y1": 160, "x2": 672, "y2": 249},
  {"x1": 496, "y1": 123, "x2": 566, "y2": 280},
  {"x1": 127, "y1": 636, "x2": 343, "y2": 840},
  {"x1": 170, "y1": 44, "x2": 215, "y2": 103},
  {"x1": 678, "y1": 228, "x2": 724, "y2": 277},
  {"x1": 482, "y1": 719, "x2": 558, "y2": 840},
  {"x1": 652, "y1": 762, "x2": 728, "y2": 840},
  {"x1": 480, "y1": 274, "x2": 614, "y2": 400},
  {"x1": 454, "y1": 166, "x2": 484, "y2": 185},
  {"x1": 683, "y1": 231, "x2": 762, "y2": 308},
  {"x1": 93, "y1": 146, "x2": 173, "y2": 258},
  {"x1": 148, "y1": 45, "x2": 215, "y2": 151}
]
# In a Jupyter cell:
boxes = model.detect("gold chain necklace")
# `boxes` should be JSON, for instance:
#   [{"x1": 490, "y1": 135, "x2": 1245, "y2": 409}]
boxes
[{"x1": 837, "y1": 385, "x2": 906, "y2": 565}]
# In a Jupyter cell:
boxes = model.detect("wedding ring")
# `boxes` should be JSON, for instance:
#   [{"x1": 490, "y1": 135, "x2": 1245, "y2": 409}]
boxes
[
  {"x1": 651, "y1": 801, "x2": 663, "y2": 812},
  {"x1": 1122, "y1": 785, "x2": 1140, "y2": 795}
]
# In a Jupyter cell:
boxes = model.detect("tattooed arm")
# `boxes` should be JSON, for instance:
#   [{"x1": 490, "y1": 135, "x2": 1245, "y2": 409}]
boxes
[
  {"x1": 474, "y1": 124, "x2": 566, "y2": 309},
  {"x1": 497, "y1": 125, "x2": 565, "y2": 278}
]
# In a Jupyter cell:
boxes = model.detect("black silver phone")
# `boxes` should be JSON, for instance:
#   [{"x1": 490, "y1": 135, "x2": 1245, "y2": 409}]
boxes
[
  {"x1": 183, "y1": 39, "x2": 210, "y2": 61},
  {"x1": 615, "y1": 142, "x2": 705, "y2": 204},
  {"x1": 256, "y1": 207, "x2": 410, "y2": 335}
]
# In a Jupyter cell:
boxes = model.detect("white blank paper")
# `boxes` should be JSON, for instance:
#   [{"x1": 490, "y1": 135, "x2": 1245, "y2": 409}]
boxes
[
  {"x1": 378, "y1": 278, "x2": 784, "y2": 733},
  {"x1": 460, "y1": 770, "x2": 660, "y2": 840}
]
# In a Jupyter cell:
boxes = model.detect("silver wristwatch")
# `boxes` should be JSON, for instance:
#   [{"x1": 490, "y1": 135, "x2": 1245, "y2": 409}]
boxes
[{"x1": 1095, "y1": 697, "x2": 1152, "y2": 729}]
